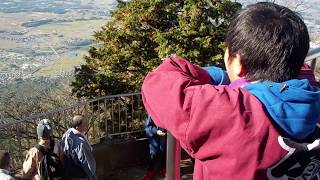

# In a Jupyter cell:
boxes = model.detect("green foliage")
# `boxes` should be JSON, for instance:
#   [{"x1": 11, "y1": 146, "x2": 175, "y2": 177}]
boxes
[{"x1": 71, "y1": 0, "x2": 241, "y2": 98}]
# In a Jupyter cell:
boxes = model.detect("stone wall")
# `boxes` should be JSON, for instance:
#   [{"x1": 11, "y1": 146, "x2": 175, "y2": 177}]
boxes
[{"x1": 93, "y1": 138, "x2": 150, "y2": 179}]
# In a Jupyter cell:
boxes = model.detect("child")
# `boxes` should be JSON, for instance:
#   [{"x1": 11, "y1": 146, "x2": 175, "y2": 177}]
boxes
[
  {"x1": 142, "y1": 2, "x2": 320, "y2": 180},
  {"x1": 144, "y1": 115, "x2": 166, "y2": 180}
]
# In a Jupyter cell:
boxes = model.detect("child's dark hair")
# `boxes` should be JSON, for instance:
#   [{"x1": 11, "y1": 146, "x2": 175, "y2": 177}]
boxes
[{"x1": 225, "y1": 2, "x2": 309, "y2": 82}]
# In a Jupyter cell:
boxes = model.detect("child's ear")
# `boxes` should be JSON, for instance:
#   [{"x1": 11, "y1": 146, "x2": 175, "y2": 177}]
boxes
[{"x1": 234, "y1": 54, "x2": 246, "y2": 78}]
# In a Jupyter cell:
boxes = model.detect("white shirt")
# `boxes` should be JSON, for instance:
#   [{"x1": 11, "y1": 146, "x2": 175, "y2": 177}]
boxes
[{"x1": 0, "y1": 169, "x2": 14, "y2": 180}]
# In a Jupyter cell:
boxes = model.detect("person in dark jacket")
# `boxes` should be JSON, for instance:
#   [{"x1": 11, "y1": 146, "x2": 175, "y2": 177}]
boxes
[
  {"x1": 144, "y1": 116, "x2": 166, "y2": 180},
  {"x1": 61, "y1": 115, "x2": 97, "y2": 180}
]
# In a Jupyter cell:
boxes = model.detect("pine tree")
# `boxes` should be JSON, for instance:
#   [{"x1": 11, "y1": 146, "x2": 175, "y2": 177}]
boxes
[{"x1": 71, "y1": 0, "x2": 241, "y2": 98}]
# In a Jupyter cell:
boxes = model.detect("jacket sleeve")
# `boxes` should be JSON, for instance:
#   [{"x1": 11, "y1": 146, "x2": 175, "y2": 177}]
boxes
[
  {"x1": 144, "y1": 116, "x2": 158, "y2": 137},
  {"x1": 77, "y1": 139, "x2": 97, "y2": 180},
  {"x1": 203, "y1": 66, "x2": 230, "y2": 85},
  {"x1": 142, "y1": 56, "x2": 258, "y2": 159}
]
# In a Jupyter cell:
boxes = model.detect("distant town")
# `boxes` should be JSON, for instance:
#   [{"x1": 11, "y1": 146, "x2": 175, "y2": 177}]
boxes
[{"x1": 0, "y1": 0, "x2": 116, "y2": 87}]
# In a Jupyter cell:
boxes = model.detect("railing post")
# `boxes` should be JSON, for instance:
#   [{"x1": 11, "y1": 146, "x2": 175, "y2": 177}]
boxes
[
  {"x1": 167, "y1": 132, "x2": 181, "y2": 180},
  {"x1": 311, "y1": 58, "x2": 317, "y2": 72},
  {"x1": 104, "y1": 99, "x2": 108, "y2": 139}
]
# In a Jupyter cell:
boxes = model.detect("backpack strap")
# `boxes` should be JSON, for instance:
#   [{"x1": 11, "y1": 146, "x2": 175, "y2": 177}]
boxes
[
  {"x1": 55, "y1": 140, "x2": 64, "y2": 163},
  {"x1": 35, "y1": 144, "x2": 51, "y2": 179},
  {"x1": 35, "y1": 144, "x2": 47, "y2": 155},
  {"x1": 49, "y1": 139, "x2": 55, "y2": 153}
]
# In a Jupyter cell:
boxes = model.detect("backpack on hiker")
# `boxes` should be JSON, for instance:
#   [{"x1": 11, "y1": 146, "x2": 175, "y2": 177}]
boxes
[{"x1": 35, "y1": 144, "x2": 64, "y2": 180}]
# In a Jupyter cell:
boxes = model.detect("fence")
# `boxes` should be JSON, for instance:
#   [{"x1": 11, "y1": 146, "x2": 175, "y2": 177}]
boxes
[{"x1": 0, "y1": 93, "x2": 147, "y2": 171}]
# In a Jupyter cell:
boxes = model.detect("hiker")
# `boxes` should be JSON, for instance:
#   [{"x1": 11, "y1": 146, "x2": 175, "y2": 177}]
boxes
[
  {"x1": 144, "y1": 115, "x2": 167, "y2": 180},
  {"x1": 22, "y1": 119, "x2": 58, "y2": 180},
  {"x1": 0, "y1": 150, "x2": 14, "y2": 180},
  {"x1": 142, "y1": 2, "x2": 320, "y2": 179},
  {"x1": 61, "y1": 115, "x2": 97, "y2": 180}
]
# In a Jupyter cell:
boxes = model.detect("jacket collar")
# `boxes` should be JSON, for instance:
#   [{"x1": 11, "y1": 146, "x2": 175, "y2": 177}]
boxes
[{"x1": 0, "y1": 169, "x2": 10, "y2": 175}]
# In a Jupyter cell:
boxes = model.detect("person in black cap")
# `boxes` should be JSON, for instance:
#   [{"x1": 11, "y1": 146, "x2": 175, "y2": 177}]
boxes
[
  {"x1": 0, "y1": 150, "x2": 14, "y2": 180},
  {"x1": 22, "y1": 119, "x2": 53, "y2": 180}
]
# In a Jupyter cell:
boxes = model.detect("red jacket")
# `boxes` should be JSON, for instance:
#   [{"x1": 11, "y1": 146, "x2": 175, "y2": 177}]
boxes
[{"x1": 142, "y1": 56, "x2": 320, "y2": 180}]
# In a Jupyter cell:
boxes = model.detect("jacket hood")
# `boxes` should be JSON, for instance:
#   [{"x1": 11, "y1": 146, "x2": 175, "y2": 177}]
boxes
[{"x1": 244, "y1": 79, "x2": 320, "y2": 140}]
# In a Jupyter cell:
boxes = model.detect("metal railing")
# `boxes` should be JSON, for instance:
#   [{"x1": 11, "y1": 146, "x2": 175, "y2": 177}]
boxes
[
  {"x1": 0, "y1": 93, "x2": 147, "y2": 171},
  {"x1": 306, "y1": 47, "x2": 320, "y2": 73}
]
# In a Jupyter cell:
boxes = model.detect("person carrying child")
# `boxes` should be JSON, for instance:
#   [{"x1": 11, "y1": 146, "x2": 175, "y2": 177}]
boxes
[
  {"x1": 142, "y1": 2, "x2": 320, "y2": 180},
  {"x1": 22, "y1": 119, "x2": 62, "y2": 180}
]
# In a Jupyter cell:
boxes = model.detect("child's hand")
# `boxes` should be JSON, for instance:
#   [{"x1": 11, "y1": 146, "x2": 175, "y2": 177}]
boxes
[{"x1": 157, "y1": 130, "x2": 166, "y2": 136}]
